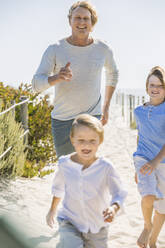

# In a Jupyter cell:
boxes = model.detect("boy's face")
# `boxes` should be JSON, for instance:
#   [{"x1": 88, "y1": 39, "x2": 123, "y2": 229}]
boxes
[
  {"x1": 147, "y1": 75, "x2": 165, "y2": 101},
  {"x1": 70, "y1": 125, "x2": 100, "y2": 164}
]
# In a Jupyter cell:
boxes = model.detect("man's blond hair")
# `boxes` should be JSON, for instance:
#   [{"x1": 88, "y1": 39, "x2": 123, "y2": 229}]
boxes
[{"x1": 68, "y1": 1, "x2": 98, "y2": 26}]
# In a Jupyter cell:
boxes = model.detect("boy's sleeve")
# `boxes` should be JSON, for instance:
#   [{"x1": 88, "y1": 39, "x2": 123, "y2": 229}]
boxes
[
  {"x1": 51, "y1": 165, "x2": 65, "y2": 198},
  {"x1": 107, "y1": 165, "x2": 127, "y2": 208}
]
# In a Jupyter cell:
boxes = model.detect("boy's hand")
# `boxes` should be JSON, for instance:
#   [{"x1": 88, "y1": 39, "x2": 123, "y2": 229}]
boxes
[
  {"x1": 135, "y1": 172, "x2": 138, "y2": 184},
  {"x1": 140, "y1": 161, "x2": 157, "y2": 175},
  {"x1": 46, "y1": 209, "x2": 56, "y2": 228},
  {"x1": 103, "y1": 207, "x2": 116, "y2": 223}
]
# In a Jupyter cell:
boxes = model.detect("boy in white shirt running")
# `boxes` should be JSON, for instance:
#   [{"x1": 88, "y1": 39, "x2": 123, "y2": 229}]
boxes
[{"x1": 46, "y1": 114, "x2": 127, "y2": 248}]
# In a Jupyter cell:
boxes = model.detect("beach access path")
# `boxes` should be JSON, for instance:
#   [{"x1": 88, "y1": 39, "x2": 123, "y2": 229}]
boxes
[{"x1": 0, "y1": 105, "x2": 164, "y2": 248}]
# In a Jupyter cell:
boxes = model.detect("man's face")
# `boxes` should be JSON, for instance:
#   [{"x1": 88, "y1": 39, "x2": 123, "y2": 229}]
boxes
[{"x1": 69, "y1": 7, "x2": 93, "y2": 38}]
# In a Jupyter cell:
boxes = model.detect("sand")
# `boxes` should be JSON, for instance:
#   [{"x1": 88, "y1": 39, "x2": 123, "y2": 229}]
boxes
[{"x1": 0, "y1": 105, "x2": 164, "y2": 248}]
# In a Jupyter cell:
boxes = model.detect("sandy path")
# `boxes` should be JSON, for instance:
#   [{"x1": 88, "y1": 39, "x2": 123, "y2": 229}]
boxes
[{"x1": 0, "y1": 105, "x2": 164, "y2": 248}]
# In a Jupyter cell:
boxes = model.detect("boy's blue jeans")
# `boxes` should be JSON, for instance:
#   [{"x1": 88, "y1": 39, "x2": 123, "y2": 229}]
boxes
[
  {"x1": 51, "y1": 115, "x2": 101, "y2": 158},
  {"x1": 56, "y1": 218, "x2": 109, "y2": 248}
]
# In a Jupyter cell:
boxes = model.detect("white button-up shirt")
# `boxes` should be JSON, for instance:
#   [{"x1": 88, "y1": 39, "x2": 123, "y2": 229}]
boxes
[{"x1": 52, "y1": 155, "x2": 127, "y2": 233}]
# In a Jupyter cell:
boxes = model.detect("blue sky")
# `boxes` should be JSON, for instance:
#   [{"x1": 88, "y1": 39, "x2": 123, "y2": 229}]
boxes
[{"x1": 1, "y1": 0, "x2": 165, "y2": 90}]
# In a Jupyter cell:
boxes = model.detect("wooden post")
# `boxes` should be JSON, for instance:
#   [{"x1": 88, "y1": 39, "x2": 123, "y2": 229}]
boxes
[
  {"x1": 119, "y1": 92, "x2": 122, "y2": 105},
  {"x1": 116, "y1": 93, "x2": 118, "y2": 104},
  {"x1": 126, "y1": 95, "x2": 129, "y2": 124},
  {"x1": 122, "y1": 93, "x2": 124, "y2": 118},
  {"x1": 129, "y1": 95, "x2": 133, "y2": 128},
  {"x1": 11, "y1": 100, "x2": 15, "y2": 118},
  {"x1": 142, "y1": 96, "x2": 145, "y2": 104},
  {"x1": 0, "y1": 99, "x2": 2, "y2": 108},
  {"x1": 132, "y1": 95, "x2": 135, "y2": 123},
  {"x1": 20, "y1": 96, "x2": 28, "y2": 143}
]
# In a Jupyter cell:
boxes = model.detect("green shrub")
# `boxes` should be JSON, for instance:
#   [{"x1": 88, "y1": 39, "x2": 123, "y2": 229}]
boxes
[
  {"x1": 0, "y1": 82, "x2": 57, "y2": 178},
  {"x1": 0, "y1": 107, "x2": 27, "y2": 178}
]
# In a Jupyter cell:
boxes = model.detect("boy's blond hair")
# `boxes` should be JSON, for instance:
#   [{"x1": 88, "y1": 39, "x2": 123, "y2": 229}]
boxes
[
  {"x1": 146, "y1": 66, "x2": 165, "y2": 92},
  {"x1": 68, "y1": 1, "x2": 98, "y2": 26},
  {"x1": 70, "y1": 114, "x2": 104, "y2": 143}
]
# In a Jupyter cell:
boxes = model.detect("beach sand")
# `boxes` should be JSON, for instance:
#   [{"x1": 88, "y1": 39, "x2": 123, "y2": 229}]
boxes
[{"x1": 0, "y1": 105, "x2": 164, "y2": 248}]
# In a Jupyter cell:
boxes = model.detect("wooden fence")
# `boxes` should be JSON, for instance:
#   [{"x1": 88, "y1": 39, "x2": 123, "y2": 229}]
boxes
[
  {"x1": 0, "y1": 96, "x2": 29, "y2": 160},
  {"x1": 114, "y1": 91, "x2": 148, "y2": 128},
  {"x1": 0, "y1": 90, "x2": 146, "y2": 160}
]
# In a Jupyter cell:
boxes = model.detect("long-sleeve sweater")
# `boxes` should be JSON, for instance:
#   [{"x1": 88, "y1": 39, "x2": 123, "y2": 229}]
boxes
[{"x1": 32, "y1": 38, "x2": 118, "y2": 120}]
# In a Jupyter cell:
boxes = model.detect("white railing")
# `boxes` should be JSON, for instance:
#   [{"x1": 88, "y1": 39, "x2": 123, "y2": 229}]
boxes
[
  {"x1": 114, "y1": 91, "x2": 148, "y2": 128},
  {"x1": 0, "y1": 97, "x2": 29, "y2": 160}
]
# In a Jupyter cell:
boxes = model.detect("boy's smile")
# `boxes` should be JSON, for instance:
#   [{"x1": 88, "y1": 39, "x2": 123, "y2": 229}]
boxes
[
  {"x1": 70, "y1": 125, "x2": 100, "y2": 168},
  {"x1": 147, "y1": 75, "x2": 165, "y2": 105}
]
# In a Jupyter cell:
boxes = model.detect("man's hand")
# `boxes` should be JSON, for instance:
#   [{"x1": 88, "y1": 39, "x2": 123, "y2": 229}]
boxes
[
  {"x1": 56, "y1": 62, "x2": 72, "y2": 82},
  {"x1": 48, "y1": 62, "x2": 72, "y2": 86},
  {"x1": 101, "y1": 85, "x2": 115, "y2": 125},
  {"x1": 101, "y1": 106, "x2": 109, "y2": 126}
]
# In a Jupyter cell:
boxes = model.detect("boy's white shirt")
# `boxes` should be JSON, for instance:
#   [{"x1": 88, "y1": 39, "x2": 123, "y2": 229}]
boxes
[{"x1": 52, "y1": 154, "x2": 127, "y2": 233}]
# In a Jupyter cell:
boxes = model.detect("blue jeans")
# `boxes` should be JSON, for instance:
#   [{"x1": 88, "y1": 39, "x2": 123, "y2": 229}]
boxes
[
  {"x1": 56, "y1": 218, "x2": 109, "y2": 248},
  {"x1": 51, "y1": 115, "x2": 101, "y2": 158}
]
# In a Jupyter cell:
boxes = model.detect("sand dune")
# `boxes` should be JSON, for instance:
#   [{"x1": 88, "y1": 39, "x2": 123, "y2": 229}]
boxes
[{"x1": 0, "y1": 105, "x2": 164, "y2": 248}]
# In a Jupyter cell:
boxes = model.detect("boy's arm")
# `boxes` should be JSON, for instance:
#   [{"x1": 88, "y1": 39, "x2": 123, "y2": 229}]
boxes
[
  {"x1": 106, "y1": 165, "x2": 127, "y2": 220},
  {"x1": 46, "y1": 196, "x2": 61, "y2": 228},
  {"x1": 46, "y1": 165, "x2": 65, "y2": 228},
  {"x1": 111, "y1": 202, "x2": 120, "y2": 212},
  {"x1": 103, "y1": 202, "x2": 120, "y2": 223},
  {"x1": 108, "y1": 168, "x2": 127, "y2": 207},
  {"x1": 140, "y1": 144, "x2": 165, "y2": 175},
  {"x1": 50, "y1": 196, "x2": 61, "y2": 211}
]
